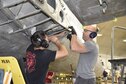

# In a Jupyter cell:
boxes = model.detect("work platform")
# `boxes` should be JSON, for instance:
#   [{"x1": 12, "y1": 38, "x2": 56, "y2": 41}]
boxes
[{"x1": 109, "y1": 58, "x2": 126, "y2": 84}]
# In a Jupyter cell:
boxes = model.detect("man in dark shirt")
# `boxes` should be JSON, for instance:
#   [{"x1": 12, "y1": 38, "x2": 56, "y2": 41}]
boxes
[{"x1": 25, "y1": 30, "x2": 68, "y2": 84}]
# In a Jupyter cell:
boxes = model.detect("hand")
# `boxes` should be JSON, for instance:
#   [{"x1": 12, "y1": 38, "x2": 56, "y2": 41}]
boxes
[
  {"x1": 67, "y1": 34, "x2": 72, "y2": 41},
  {"x1": 48, "y1": 36, "x2": 58, "y2": 43},
  {"x1": 69, "y1": 26, "x2": 77, "y2": 35}
]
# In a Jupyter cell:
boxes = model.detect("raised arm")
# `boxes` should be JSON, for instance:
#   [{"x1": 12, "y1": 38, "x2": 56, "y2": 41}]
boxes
[{"x1": 48, "y1": 36, "x2": 68, "y2": 59}]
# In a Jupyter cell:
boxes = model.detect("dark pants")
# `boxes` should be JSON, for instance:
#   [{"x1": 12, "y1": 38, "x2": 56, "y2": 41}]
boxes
[{"x1": 74, "y1": 76, "x2": 96, "y2": 84}]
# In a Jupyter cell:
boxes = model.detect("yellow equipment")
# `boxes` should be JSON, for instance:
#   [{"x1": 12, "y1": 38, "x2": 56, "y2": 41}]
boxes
[{"x1": 0, "y1": 56, "x2": 26, "y2": 84}]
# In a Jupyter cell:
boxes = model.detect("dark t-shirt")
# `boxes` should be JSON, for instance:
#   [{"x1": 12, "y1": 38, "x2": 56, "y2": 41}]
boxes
[{"x1": 26, "y1": 44, "x2": 56, "y2": 84}]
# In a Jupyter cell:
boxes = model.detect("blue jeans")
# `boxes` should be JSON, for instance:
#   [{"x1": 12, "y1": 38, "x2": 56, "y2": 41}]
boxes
[
  {"x1": 0, "y1": 69, "x2": 4, "y2": 84},
  {"x1": 74, "y1": 76, "x2": 96, "y2": 84}
]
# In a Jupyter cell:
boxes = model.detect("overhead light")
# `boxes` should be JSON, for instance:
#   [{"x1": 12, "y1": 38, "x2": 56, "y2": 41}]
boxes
[
  {"x1": 123, "y1": 39, "x2": 126, "y2": 42},
  {"x1": 97, "y1": 33, "x2": 102, "y2": 36},
  {"x1": 102, "y1": 1, "x2": 108, "y2": 13},
  {"x1": 98, "y1": 0, "x2": 108, "y2": 14},
  {"x1": 98, "y1": 0, "x2": 103, "y2": 5},
  {"x1": 113, "y1": 17, "x2": 117, "y2": 22}
]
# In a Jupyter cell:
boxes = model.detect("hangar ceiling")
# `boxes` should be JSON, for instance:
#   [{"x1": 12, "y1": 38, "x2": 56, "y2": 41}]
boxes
[{"x1": 65, "y1": 0, "x2": 126, "y2": 25}]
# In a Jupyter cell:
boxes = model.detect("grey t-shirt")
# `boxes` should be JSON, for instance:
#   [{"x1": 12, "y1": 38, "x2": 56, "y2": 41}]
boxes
[{"x1": 76, "y1": 41, "x2": 99, "y2": 79}]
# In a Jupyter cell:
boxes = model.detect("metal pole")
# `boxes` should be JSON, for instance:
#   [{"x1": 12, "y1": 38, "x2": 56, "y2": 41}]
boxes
[
  {"x1": 0, "y1": 0, "x2": 27, "y2": 9},
  {"x1": 44, "y1": 24, "x2": 60, "y2": 32},
  {"x1": 10, "y1": 18, "x2": 51, "y2": 34},
  {"x1": 0, "y1": 10, "x2": 41, "y2": 26},
  {"x1": 0, "y1": 20, "x2": 13, "y2": 26},
  {"x1": 111, "y1": 26, "x2": 115, "y2": 59},
  {"x1": 15, "y1": 10, "x2": 41, "y2": 19},
  {"x1": 120, "y1": 65, "x2": 125, "y2": 84},
  {"x1": 111, "y1": 26, "x2": 115, "y2": 84},
  {"x1": 115, "y1": 26, "x2": 126, "y2": 30}
]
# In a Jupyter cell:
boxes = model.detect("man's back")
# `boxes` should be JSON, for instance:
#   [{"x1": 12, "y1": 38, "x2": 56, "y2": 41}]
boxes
[{"x1": 26, "y1": 47, "x2": 56, "y2": 84}]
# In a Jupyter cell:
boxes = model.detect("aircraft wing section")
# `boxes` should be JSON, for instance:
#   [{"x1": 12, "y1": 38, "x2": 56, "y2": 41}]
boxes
[{"x1": 29, "y1": 0, "x2": 83, "y2": 41}]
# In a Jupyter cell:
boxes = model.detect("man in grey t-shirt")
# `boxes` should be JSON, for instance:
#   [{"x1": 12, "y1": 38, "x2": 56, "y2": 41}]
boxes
[{"x1": 67, "y1": 25, "x2": 99, "y2": 84}]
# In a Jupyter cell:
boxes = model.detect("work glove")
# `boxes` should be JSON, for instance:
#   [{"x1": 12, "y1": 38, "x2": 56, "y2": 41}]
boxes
[
  {"x1": 67, "y1": 33, "x2": 72, "y2": 41},
  {"x1": 69, "y1": 26, "x2": 77, "y2": 35},
  {"x1": 67, "y1": 26, "x2": 77, "y2": 41}
]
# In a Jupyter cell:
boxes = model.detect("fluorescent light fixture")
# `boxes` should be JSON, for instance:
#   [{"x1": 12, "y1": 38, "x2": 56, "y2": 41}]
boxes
[
  {"x1": 113, "y1": 17, "x2": 117, "y2": 22},
  {"x1": 97, "y1": 33, "x2": 102, "y2": 36},
  {"x1": 123, "y1": 39, "x2": 126, "y2": 42},
  {"x1": 98, "y1": 0, "x2": 103, "y2": 5}
]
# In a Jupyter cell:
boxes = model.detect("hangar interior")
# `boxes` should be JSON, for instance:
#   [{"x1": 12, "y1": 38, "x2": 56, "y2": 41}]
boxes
[{"x1": 0, "y1": 0, "x2": 126, "y2": 84}]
